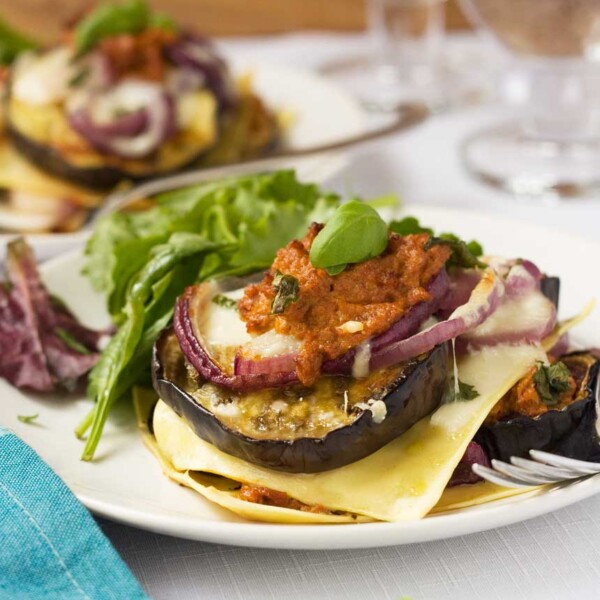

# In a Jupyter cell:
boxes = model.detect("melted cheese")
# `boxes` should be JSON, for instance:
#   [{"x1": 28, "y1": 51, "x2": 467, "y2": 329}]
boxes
[{"x1": 153, "y1": 343, "x2": 545, "y2": 522}]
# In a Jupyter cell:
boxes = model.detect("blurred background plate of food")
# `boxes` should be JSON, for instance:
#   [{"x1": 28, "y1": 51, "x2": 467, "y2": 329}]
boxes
[{"x1": 0, "y1": 0, "x2": 408, "y2": 254}]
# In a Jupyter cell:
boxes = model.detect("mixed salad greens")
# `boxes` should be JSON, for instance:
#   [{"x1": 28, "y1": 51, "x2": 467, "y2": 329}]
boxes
[{"x1": 78, "y1": 170, "x2": 340, "y2": 459}]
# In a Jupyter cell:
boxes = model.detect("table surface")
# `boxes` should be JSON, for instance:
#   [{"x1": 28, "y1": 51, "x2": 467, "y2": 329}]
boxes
[{"x1": 95, "y1": 32, "x2": 600, "y2": 600}]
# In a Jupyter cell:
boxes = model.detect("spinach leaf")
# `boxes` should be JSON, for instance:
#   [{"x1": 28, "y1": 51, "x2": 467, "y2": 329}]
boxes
[
  {"x1": 0, "y1": 18, "x2": 37, "y2": 66},
  {"x1": 309, "y1": 201, "x2": 388, "y2": 273},
  {"x1": 79, "y1": 171, "x2": 340, "y2": 459}
]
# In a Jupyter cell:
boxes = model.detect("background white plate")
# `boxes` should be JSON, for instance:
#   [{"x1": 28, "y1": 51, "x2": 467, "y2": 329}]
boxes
[
  {"x1": 2, "y1": 205, "x2": 599, "y2": 550},
  {"x1": 0, "y1": 62, "x2": 367, "y2": 261}
]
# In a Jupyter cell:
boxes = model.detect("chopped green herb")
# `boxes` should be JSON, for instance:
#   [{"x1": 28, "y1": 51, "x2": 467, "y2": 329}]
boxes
[
  {"x1": 389, "y1": 216, "x2": 433, "y2": 236},
  {"x1": 271, "y1": 271, "x2": 299, "y2": 314},
  {"x1": 425, "y1": 234, "x2": 486, "y2": 270},
  {"x1": 18, "y1": 413, "x2": 39, "y2": 424},
  {"x1": 55, "y1": 328, "x2": 92, "y2": 355},
  {"x1": 442, "y1": 377, "x2": 479, "y2": 403},
  {"x1": 533, "y1": 361, "x2": 571, "y2": 406},
  {"x1": 212, "y1": 294, "x2": 238, "y2": 310},
  {"x1": 310, "y1": 201, "x2": 388, "y2": 274}
]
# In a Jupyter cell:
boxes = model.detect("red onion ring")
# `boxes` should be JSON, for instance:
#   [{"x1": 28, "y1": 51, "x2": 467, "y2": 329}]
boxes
[
  {"x1": 234, "y1": 269, "x2": 450, "y2": 378},
  {"x1": 68, "y1": 91, "x2": 175, "y2": 159},
  {"x1": 165, "y1": 37, "x2": 235, "y2": 109}
]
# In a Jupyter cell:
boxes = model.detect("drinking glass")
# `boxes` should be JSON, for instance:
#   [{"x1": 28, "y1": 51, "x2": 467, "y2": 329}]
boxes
[{"x1": 460, "y1": 0, "x2": 600, "y2": 197}]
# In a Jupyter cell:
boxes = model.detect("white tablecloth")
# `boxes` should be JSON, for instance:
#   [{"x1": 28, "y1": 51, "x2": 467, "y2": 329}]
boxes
[{"x1": 100, "y1": 32, "x2": 600, "y2": 599}]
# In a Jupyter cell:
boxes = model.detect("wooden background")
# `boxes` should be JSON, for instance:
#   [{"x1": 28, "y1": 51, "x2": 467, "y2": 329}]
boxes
[{"x1": 0, "y1": 0, "x2": 469, "y2": 43}]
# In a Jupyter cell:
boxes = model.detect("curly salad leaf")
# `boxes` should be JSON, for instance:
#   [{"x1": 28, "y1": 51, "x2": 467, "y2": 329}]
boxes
[{"x1": 78, "y1": 170, "x2": 339, "y2": 460}]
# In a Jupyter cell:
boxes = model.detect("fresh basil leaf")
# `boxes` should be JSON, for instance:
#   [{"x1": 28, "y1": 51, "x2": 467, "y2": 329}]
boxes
[
  {"x1": 17, "y1": 413, "x2": 39, "y2": 424},
  {"x1": 55, "y1": 327, "x2": 92, "y2": 355},
  {"x1": 442, "y1": 377, "x2": 479, "y2": 403},
  {"x1": 425, "y1": 234, "x2": 487, "y2": 269},
  {"x1": 389, "y1": 216, "x2": 433, "y2": 236},
  {"x1": 325, "y1": 264, "x2": 347, "y2": 276},
  {"x1": 212, "y1": 294, "x2": 238, "y2": 310},
  {"x1": 74, "y1": 0, "x2": 173, "y2": 55},
  {"x1": 271, "y1": 271, "x2": 299, "y2": 314},
  {"x1": 80, "y1": 171, "x2": 340, "y2": 459},
  {"x1": 0, "y1": 18, "x2": 37, "y2": 66},
  {"x1": 309, "y1": 201, "x2": 388, "y2": 272}
]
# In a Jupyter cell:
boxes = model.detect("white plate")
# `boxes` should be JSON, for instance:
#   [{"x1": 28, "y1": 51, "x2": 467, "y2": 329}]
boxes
[
  {"x1": 2, "y1": 206, "x2": 600, "y2": 550},
  {"x1": 0, "y1": 62, "x2": 368, "y2": 261}
]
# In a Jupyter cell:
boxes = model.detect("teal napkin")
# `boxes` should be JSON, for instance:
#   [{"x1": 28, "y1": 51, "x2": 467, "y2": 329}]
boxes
[{"x1": 0, "y1": 426, "x2": 148, "y2": 600}]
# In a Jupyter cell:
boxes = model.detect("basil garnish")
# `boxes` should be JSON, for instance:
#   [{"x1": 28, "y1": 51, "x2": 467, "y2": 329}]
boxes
[
  {"x1": 533, "y1": 361, "x2": 571, "y2": 406},
  {"x1": 442, "y1": 377, "x2": 479, "y2": 403},
  {"x1": 74, "y1": 0, "x2": 176, "y2": 56},
  {"x1": 309, "y1": 201, "x2": 388, "y2": 275},
  {"x1": 271, "y1": 271, "x2": 299, "y2": 314}
]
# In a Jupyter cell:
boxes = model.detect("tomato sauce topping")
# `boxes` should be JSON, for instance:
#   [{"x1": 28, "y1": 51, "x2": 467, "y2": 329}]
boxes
[
  {"x1": 485, "y1": 363, "x2": 577, "y2": 424},
  {"x1": 238, "y1": 224, "x2": 451, "y2": 386},
  {"x1": 98, "y1": 28, "x2": 175, "y2": 81},
  {"x1": 238, "y1": 484, "x2": 329, "y2": 514}
]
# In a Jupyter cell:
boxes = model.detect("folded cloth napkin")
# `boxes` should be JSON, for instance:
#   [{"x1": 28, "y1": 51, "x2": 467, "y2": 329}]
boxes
[{"x1": 0, "y1": 426, "x2": 148, "y2": 600}]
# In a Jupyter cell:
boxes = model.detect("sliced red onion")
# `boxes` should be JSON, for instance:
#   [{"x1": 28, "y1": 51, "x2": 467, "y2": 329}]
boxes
[
  {"x1": 371, "y1": 268, "x2": 504, "y2": 371},
  {"x1": 166, "y1": 37, "x2": 235, "y2": 109},
  {"x1": 448, "y1": 441, "x2": 490, "y2": 487},
  {"x1": 174, "y1": 285, "x2": 298, "y2": 390},
  {"x1": 68, "y1": 82, "x2": 176, "y2": 159},
  {"x1": 234, "y1": 269, "x2": 450, "y2": 379},
  {"x1": 549, "y1": 333, "x2": 570, "y2": 357},
  {"x1": 459, "y1": 289, "x2": 557, "y2": 352}
]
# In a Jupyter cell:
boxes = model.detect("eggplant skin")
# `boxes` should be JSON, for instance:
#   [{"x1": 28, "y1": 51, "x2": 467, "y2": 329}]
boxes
[
  {"x1": 475, "y1": 352, "x2": 600, "y2": 463},
  {"x1": 6, "y1": 122, "x2": 214, "y2": 191},
  {"x1": 152, "y1": 327, "x2": 449, "y2": 473},
  {"x1": 540, "y1": 276, "x2": 560, "y2": 310}
]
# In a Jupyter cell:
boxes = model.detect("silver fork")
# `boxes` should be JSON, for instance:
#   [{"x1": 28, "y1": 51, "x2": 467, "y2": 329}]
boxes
[
  {"x1": 474, "y1": 373, "x2": 600, "y2": 488},
  {"x1": 472, "y1": 451, "x2": 600, "y2": 488}
]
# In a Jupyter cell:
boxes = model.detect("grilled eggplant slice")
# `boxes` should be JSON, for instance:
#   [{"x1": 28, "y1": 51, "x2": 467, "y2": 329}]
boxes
[
  {"x1": 5, "y1": 92, "x2": 219, "y2": 190},
  {"x1": 475, "y1": 351, "x2": 600, "y2": 462},
  {"x1": 152, "y1": 327, "x2": 449, "y2": 473}
]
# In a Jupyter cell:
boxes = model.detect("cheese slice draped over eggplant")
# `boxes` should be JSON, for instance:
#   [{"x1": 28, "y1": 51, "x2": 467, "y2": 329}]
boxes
[{"x1": 153, "y1": 342, "x2": 545, "y2": 521}]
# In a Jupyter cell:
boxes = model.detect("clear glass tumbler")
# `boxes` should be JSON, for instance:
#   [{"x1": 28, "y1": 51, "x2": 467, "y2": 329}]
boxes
[
  {"x1": 460, "y1": 0, "x2": 600, "y2": 197},
  {"x1": 368, "y1": 0, "x2": 448, "y2": 108}
]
